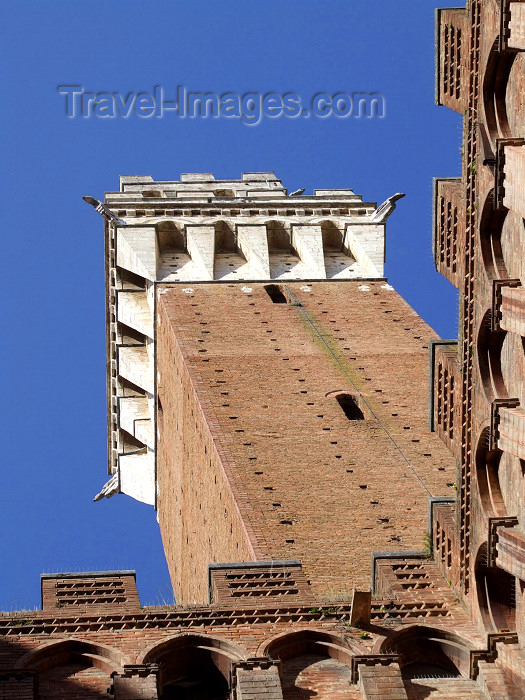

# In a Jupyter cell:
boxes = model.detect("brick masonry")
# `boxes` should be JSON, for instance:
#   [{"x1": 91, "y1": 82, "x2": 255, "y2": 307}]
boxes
[{"x1": 156, "y1": 280, "x2": 456, "y2": 604}]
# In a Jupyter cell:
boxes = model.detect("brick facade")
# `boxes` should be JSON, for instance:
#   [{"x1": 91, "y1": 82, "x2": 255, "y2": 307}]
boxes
[{"x1": 156, "y1": 280, "x2": 455, "y2": 604}]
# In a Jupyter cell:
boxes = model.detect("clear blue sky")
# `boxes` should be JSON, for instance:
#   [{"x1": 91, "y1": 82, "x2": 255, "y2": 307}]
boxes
[{"x1": 0, "y1": 0, "x2": 462, "y2": 610}]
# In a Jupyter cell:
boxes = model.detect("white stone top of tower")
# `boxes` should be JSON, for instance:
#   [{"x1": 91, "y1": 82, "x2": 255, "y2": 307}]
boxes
[{"x1": 91, "y1": 172, "x2": 404, "y2": 506}]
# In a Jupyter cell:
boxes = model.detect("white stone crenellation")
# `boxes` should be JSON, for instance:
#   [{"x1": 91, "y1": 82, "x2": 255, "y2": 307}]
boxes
[{"x1": 97, "y1": 172, "x2": 402, "y2": 506}]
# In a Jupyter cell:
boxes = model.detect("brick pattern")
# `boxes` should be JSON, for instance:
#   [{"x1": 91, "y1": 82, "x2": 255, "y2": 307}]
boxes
[
  {"x1": 236, "y1": 665, "x2": 283, "y2": 700},
  {"x1": 112, "y1": 668, "x2": 159, "y2": 699},
  {"x1": 373, "y1": 558, "x2": 458, "y2": 619},
  {"x1": 0, "y1": 675, "x2": 34, "y2": 700},
  {"x1": 497, "y1": 406, "x2": 525, "y2": 460},
  {"x1": 433, "y1": 0, "x2": 525, "y2": 675},
  {"x1": 358, "y1": 662, "x2": 407, "y2": 699},
  {"x1": 436, "y1": 357, "x2": 457, "y2": 451},
  {"x1": 41, "y1": 573, "x2": 141, "y2": 614},
  {"x1": 434, "y1": 502, "x2": 460, "y2": 588},
  {"x1": 435, "y1": 179, "x2": 465, "y2": 289},
  {"x1": 495, "y1": 642, "x2": 525, "y2": 691},
  {"x1": 157, "y1": 280, "x2": 456, "y2": 603},
  {"x1": 437, "y1": 8, "x2": 469, "y2": 113},
  {"x1": 282, "y1": 655, "x2": 359, "y2": 699},
  {"x1": 477, "y1": 658, "x2": 523, "y2": 699},
  {"x1": 0, "y1": 569, "x2": 498, "y2": 700},
  {"x1": 210, "y1": 563, "x2": 315, "y2": 608}
]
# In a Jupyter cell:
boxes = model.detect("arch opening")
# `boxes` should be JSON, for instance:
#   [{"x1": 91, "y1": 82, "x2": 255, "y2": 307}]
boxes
[
  {"x1": 321, "y1": 220, "x2": 344, "y2": 251},
  {"x1": 477, "y1": 310, "x2": 508, "y2": 401},
  {"x1": 157, "y1": 220, "x2": 186, "y2": 253},
  {"x1": 141, "y1": 634, "x2": 244, "y2": 700},
  {"x1": 378, "y1": 626, "x2": 472, "y2": 678},
  {"x1": 475, "y1": 428, "x2": 506, "y2": 517},
  {"x1": 214, "y1": 221, "x2": 236, "y2": 252},
  {"x1": 482, "y1": 39, "x2": 516, "y2": 143},
  {"x1": 479, "y1": 189, "x2": 508, "y2": 280},
  {"x1": 262, "y1": 630, "x2": 355, "y2": 700},
  {"x1": 264, "y1": 284, "x2": 287, "y2": 304},
  {"x1": 475, "y1": 543, "x2": 516, "y2": 633},
  {"x1": 336, "y1": 393, "x2": 365, "y2": 420}
]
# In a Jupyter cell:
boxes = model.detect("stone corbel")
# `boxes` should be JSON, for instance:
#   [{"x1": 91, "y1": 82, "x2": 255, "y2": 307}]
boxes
[
  {"x1": 489, "y1": 397, "x2": 520, "y2": 451},
  {"x1": 350, "y1": 654, "x2": 400, "y2": 684},
  {"x1": 494, "y1": 138, "x2": 525, "y2": 210},
  {"x1": 487, "y1": 516, "x2": 519, "y2": 567},
  {"x1": 491, "y1": 279, "x2": 521, "y2": 331}
]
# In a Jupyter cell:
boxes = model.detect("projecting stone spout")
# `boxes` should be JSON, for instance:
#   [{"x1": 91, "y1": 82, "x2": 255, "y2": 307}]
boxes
[{"x1": 370, "y1": 192, "x2": 406, "y2": 223}]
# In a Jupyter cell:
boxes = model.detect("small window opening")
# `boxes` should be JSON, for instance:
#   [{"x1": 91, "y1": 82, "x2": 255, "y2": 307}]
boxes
[
  {"x1": 336, "y1": 393, "x2": 364, "y2": 420},
  {"x1": 264, "y1": 284, "x2": 287, "y2": 304}
]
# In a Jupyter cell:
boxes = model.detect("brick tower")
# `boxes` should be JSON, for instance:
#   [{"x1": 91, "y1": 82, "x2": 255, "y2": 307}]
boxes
[{"x1": 95, "y1": 173, "x2": 457, "y2": 607}]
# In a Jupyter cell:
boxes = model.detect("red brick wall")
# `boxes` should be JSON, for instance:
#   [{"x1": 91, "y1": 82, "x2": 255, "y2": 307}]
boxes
[{"x1": 157, "y1": 281, "x2": 456, "y2": 603}]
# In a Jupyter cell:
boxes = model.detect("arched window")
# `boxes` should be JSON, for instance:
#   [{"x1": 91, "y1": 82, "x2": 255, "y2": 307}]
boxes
[
  {"x1": 264, "y1": 284, "x2": 287, "y2": 304},
  {"x1": 336, "y1": 393, "x2": 364, "y2": 420}
]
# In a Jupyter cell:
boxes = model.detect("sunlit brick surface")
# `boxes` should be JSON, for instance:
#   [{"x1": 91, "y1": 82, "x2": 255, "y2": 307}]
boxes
[{"x1": 156, "y1": 281, "x2": 456, "y2": 603}]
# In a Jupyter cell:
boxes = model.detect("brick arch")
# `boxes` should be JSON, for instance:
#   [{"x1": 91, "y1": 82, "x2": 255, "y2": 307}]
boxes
[
  {"x1": 257, "y1": 628, "x2": 357, "y2": 664},
  {"x1": 482, "y1": 36, "x2": 517, "y2": 143},
  {"x1": 475, "y1": 424, "x2": 507, "y2": 517},
  {"x1": 14, "y1": 638, "x2": 126, "y2": 674},
  {"x1": 475, "y1": 541, "x2": 516, "y2": 633},
  {"x1": 477, "y1": 308, "x2": 508, "y2": 401},
  {"x1": 479, "y1": 188, "x2": 509, "y2": 280},
  {"x1": 138, "y1": 632, "x2": 247, "y2": 666},
  {"x1": 138, "y1": 632, "x2": 246, "y2": 697},
  {"x1": 375, "y1": 624, "x2": 474, "y2": 677}
]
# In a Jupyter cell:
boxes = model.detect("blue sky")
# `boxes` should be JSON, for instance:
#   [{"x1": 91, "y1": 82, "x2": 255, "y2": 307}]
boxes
[{"x1": 0, "y1": 0, "x2": 462, "y2": 610}]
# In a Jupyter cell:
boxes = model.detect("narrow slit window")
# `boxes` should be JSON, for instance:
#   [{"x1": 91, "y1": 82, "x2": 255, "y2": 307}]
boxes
[
  {"x1": 264, "y1": 284, "x2": 287, "y2": 304},
  {"x1": 336, "y1": 393, "x2": 364, "y2": 420}
]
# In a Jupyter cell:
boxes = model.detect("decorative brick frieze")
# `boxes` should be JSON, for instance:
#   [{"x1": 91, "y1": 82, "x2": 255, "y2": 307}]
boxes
[
  {"x1": 41, "y1": 571, "x2": 141, "y2": 614},
  {"x1": 436, "y1": 8, "x2": 469, "y2": 113},
  {"x1": 208, "y1": 561, "x2": 315, "y2": 607},
  {"x1": 433, "y1": 178, "x2": 465, "y2": 288}
]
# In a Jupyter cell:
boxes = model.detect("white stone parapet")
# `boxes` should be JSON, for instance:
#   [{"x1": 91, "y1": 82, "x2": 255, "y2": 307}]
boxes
[{"x1": 100, "y1": 172, "x2": 401, "y2": 506}]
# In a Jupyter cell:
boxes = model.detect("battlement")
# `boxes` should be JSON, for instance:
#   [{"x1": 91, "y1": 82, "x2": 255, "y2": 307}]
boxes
[{"x1": 97, "y1": 175, "x2": 405, "y2": 507}]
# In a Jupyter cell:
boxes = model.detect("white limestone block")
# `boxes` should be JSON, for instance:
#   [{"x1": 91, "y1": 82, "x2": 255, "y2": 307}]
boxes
[
  {"x1": 119, "y1": 451, "x2": 155, "y2": 506},
  {"x1": 118, "y1": 396, "x2": 154, "y2": 449},
  {"x1": 237, "y1": 225, "x2": 271, "y2": 279},
  {"x1": 344, "y1": 223, "x2": 385, "y2": 277},
  {"x1": 117, "y1": 291, "x2": 154, "y2": 339},
  {"x1": 118, "y1": 345, "x2": 154, "y2": 394},
  {"x1": 291, "y1": 225, "x2": 326, "y2": 278},
  {"x1": 186, "y1": 225, "x2": 215, "y2": 280},
  {"x1": 116, "y1": 226, "x2": 158, "y2": 281}
]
